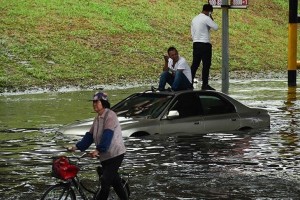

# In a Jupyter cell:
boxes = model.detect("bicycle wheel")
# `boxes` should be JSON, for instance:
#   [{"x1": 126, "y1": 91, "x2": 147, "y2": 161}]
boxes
[{"x1": 41, "y1": 183, "x2": 76, "y2": 200}]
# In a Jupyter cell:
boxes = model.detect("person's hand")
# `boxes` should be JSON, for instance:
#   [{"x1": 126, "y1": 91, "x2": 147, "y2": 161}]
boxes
[
  {"x1": 163, "y1": 55, "x2": 169, "y2": 63},
  {"x1": 89, "y1": 149, "x2": 100, "y2": 158},
  {"x1": 66, "y1": 146, "x2": 77, "y2": 152},
  {"x1": 209, "y1": 12, "x2": 214, "y2": 21}
]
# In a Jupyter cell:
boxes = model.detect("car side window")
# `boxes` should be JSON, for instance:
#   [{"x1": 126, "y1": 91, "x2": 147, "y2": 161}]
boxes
[
  {"x1": 199, "y1": 95, "x2": 236, "y2": 115},
  {"x1": 170, "y1": 93, "x2": 202, "y2": 118}
]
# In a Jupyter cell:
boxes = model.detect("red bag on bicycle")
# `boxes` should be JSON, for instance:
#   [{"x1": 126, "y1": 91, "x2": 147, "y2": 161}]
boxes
[{"x1": 52, "y1": 156, "x2": 79, "y2": 180}]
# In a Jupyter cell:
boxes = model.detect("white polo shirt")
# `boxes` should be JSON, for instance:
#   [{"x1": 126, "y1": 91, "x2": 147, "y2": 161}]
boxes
[
  {"x1": 168, "y1": 56, "x2": 192, "y2": 83},
  {"x1": 191, "y1": 13, "x2": 218, "y2": 43}
]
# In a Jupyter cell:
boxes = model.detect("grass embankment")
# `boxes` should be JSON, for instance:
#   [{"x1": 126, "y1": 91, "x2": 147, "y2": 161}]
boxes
[{"x1": 0, "y1": 0, "x2": 299, "y2": 92}]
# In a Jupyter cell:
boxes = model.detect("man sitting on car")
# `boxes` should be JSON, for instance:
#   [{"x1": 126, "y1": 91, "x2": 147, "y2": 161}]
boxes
[{"x1": 157, "y1": 46, "x2": 193, "y2": 91}]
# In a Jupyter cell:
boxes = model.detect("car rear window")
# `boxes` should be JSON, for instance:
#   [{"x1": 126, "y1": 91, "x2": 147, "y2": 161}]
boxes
[{"x1": 199, "y1": 95, "x2": 236, "y2": 115}]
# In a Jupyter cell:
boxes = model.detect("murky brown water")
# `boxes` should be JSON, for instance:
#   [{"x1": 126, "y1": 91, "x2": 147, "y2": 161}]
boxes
[{"x1": 1, "y1": 79, "x2": 300, "y2": 199}]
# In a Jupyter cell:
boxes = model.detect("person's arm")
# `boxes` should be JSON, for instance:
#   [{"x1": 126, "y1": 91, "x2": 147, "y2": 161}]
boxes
[
  {"x1": 176, "y1": 57, "x2": 188, "y2": 72},
  {"x1": 96, "y1": 129, "x2": 114, "y2": 152},
  {"x1": 209, "y1": 12, "x2": 214, "y2": 21},
  {"x1": 207, "y1": 15, "x2": 218, "y2": 30},
  {"x1": 75, "y1": 132, "x2": 94, "y2": 152},
  {"x1": 163, "y1": 55, "x2": 169, "y2": 71},
  {"x1": 191, "y1": 22, "x2": 195, "y2": 41}
]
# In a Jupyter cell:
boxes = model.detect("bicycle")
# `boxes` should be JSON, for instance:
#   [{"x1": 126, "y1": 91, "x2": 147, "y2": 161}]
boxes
[{"x1": 41, "y1": 153, "x2": 130, "y2": 200}]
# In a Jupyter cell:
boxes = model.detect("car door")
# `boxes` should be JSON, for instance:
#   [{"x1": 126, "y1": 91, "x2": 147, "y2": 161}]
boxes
[
  {"x1": 199, "y1": 94, "x2": 241, "y2": 132},
  {"x1": 160, "y1": 93, "x2": 205, "y2": 135}
]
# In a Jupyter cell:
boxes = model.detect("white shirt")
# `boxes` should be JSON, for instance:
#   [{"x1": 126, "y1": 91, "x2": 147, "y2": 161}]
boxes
[
  {"x1": 191, "y1": 13, "x2": 218, "y2": 43},
  {"x1": 168, "y1": 56, "x2": 192, "y2": 83}
]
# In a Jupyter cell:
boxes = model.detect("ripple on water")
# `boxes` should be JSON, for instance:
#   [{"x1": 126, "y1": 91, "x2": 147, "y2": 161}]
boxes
[{"x1": 1, "y1": 81, "x2": 300, "y2": 199}]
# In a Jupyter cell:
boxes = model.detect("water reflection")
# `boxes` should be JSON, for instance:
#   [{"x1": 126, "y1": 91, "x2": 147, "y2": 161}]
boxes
[{"x1": 1, "y1": 80, "x2": 300, "y2": 199}]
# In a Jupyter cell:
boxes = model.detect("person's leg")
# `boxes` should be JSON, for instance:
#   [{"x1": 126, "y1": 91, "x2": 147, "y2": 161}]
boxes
[
  {"x1": 110, "y1": 155, "x2": 128, "y2": 200},
  {"x1": 158, "y1": 71, "x2": 169, "y2": 90},
  {"x1": 191, "y1": 43, "x2": 202, "y2": 83},
  {"x1": 96, "y1": 154, "x2": 126, "y2": 200},
  {"x1": 181, "y1": 74, "x2": 193, "y2": 90},
  {"x1": 158, "y1": 71, "x2": 173, "y2": 91},
  {"x1": 97, "y1": 167, "x2": 110, "y2": 200},
  {"x1": 201, "y1": 43, "x2": 212, "y2": 86},
  {"x1": 172, "y1": 71, "x2": 192, "y2": 91},
  {"x1": 112, "y1": 174, "x2": 128, "y2": 200}
]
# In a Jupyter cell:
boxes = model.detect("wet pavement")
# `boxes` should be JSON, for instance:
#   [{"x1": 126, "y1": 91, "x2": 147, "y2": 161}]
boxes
[{"x1": 0, "y1": 79, "x2": 300, "y2": 199}]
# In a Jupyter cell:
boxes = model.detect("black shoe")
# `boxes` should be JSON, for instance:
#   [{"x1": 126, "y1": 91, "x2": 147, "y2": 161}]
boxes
[
  {"x1": 201, "y1": 84, "x2": 215, "y2": 91},
  {"x1": 166, "y1": 87, "x2": 173, "y2": 92},
  {"x1": 151, "y1": 86, "x2": 157, "y2": 91}
]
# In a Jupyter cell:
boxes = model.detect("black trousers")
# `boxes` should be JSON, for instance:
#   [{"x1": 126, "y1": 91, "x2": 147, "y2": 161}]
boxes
[
  {"x1": 96, "y1": 154, "x2": 128, "y2": 200},
  {"x1": 191, "y1": 42, "x2": 212, "y2": 85}
]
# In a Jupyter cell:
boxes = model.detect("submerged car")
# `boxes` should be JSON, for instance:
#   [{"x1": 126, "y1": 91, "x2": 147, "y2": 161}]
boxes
[{"x1": 57, "y1": 89, "x2": 270, "y2": 137}]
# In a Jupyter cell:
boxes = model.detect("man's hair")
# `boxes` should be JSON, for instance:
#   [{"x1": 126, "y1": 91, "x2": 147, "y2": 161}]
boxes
[
  {"x1": 167, "y1": 46, "x2": 178, "y2": 54},
  {"x1": 203, "y1": 4, "x2": 213, "y2": 12}
]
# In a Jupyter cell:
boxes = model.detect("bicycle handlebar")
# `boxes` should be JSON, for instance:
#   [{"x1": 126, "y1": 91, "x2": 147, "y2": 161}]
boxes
[{"x1": 63, "y1": 146, "x2": 100, "y2": 159}]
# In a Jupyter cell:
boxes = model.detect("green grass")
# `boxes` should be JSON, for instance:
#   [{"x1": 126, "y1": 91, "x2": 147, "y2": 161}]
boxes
[{"x1": 0, "y1": 0, "x2": 299, "y2": 91}]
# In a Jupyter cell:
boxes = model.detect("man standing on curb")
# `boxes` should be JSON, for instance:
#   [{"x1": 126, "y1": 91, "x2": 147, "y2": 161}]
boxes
[{"x1": 191, "y1": 3, "x2": 218, "y2": 90}]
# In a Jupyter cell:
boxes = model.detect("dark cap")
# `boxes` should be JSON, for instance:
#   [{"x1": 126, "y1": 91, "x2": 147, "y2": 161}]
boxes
[{"x1": 91, "y1": 92, "x2": 109, "y2": 101}]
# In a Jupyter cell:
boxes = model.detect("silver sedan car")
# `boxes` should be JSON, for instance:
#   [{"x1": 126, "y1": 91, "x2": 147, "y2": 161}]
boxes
[{"x1": 57, "y1": 90, "x2": 270, "y2": 137}]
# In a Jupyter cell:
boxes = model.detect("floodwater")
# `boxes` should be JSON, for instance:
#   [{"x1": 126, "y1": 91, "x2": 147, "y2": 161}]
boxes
[{"x1": 0, "y1": 79, "x2": 300, "y2": 200}]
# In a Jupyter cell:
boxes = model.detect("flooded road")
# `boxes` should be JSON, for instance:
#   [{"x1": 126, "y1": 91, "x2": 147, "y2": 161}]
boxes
[{"x1": 1, "y1": 79, "x2": 300, "y2": 199}]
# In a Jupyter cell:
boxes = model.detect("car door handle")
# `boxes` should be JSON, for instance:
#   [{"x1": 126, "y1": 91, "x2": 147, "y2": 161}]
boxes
[
  {"x1": 231, "y1": 118, "x2": 237, "y2": 121},
  {"x1": 194, "y1": 121, "x2": 201, "y2": 125}
]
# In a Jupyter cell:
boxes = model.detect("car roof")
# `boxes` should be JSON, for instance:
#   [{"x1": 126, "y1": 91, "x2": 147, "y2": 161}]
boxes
[
  {"x1": 133, "y1": 89, "x2": 246, "y2": 109},
  {"x1": 139, "y1": 89, "x2": 224, "y2": 96}
]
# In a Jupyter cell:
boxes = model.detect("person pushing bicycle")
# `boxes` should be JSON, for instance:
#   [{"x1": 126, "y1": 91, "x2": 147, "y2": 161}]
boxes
[{"x1": 68, "y1": 92, "x2": 128, "y2": 200}]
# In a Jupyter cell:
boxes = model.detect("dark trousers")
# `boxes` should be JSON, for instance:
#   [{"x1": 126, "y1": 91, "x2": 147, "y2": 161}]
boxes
[
  {"x1": 191, "y1": 42, "x2": 212, "y2": 85},
  {"x1": 96, "y1": 154, "x2": 128, "y2": 200},
  {"x1": 158, "y1": 71, "x2": 192, "y2": 91}
]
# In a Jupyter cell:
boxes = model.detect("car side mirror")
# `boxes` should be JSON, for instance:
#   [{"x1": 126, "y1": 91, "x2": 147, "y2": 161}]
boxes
[{"x1": 165, "y1": 110, "x2": 180, "y2": 119}]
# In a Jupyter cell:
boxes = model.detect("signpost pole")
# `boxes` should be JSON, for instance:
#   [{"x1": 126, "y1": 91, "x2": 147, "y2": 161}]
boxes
[
  {"x1": 221, "y1": 0, "x2": 230, "y2": 94},
  {"x1": 209, "y1": 0, "x2": 248, "y2": 93},
  {"x1": 287, "y1": 0, "x2": 298, "y2": 87}
]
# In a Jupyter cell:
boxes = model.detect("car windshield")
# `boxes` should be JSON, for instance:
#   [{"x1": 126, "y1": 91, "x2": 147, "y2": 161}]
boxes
[{"x1": 112, "y1": 93, "x2": 173, "y2": 118}]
